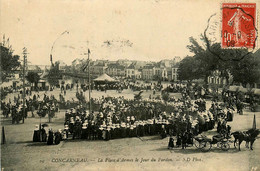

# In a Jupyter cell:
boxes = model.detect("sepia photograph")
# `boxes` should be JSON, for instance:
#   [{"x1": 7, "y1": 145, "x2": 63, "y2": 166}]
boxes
[{"x1": 0, "y1": 0, "x2": 259, "y2": 170}]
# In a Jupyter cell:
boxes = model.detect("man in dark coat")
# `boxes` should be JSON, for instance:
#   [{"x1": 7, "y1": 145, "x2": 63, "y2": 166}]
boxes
[
  {"x1": 110, "y1": 125, "x2": 115, "y2": 139},
  {"x1": 47, "y1": 129, "x2": 54, "y2": 145},
  {"x1": 93, "y1": 123, "x2": 98, "y2": 140},
  {"x1": 115, "y1": 124, "x2": 121, "y2": 139},
  {"x1": 129, "y1": 125, "x2": 134, "y2": 137},
  {"x1": 41, "y1": 125, "x2": 47, "y2": 142},
  {"x1": 81, "y1": 123, "x2": 88, "y2": 139},
  {"x1": 181, "y1": 132, "x2": 188, "y2": 149},
  {"x1": 73, "y1": 119, "x2": 82, "y2": 139},
  {"x1": 168, "y1": 136, "x2": 174, "y2": 149},
  {"x1": 176, "y1": 134, "x2": 182, "y2": 147},
  {"x1": 105, "y1": 126, "x2": 111, "y2": 141},
  {"x1": 226, "y1": 108, "x2": 233, "y2": 122},
  {"x1": 88, "y1": 121, "x2": 94, "y2": 140},
  {"x1": 144, "y1": 121, "x2": 149, "y2": 135},
  {"x1": 98, "y1": 127, "x2": 103, "y2": 140},
  {"x1": 121, "y1": 122, "x2": 126, "y2": 138},
  {"x1": 126, "y1": 124, "x2": 130, "y2": 137}
]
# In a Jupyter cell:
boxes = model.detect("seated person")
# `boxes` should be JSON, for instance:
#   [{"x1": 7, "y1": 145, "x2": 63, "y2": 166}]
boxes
[{"x1": 212, "y1": 134, "x2": 224, "y2": 143}]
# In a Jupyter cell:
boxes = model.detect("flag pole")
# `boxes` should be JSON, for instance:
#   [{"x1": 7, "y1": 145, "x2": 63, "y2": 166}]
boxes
[
  {"x1": 88, "y1": 49, "x2": 91, "y2": 114},
  {"x1": 22, "y1": 47, "x2": 27, "y2": 124},
  {"x1": 252, "y1": 114, "x2": 256, "y2": 130}
]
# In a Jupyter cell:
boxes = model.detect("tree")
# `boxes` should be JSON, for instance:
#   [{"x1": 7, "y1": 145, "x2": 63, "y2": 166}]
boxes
[
  {"x1": 1, "y1": 88, "x2": 8, "y2": 100},
  {"x1": 0, "y1": 45, "x2": 21, "y2": 81},
  {"x1": 64, "y1": 65, "x2": 72, "y2": 73},
  {"x1": 162, "y1": 91, "x2": 169, "y2": 102},
  {"x1": 193, "y1": 44, "x2": 224, "y2": 82},
  {"x1": 34, "y1": 65, "x2": 42, "y2": 73},
  {"x1": 185, "y1": 34, "x2": 260, "y2": 85},
  {"x1": 46, "y1": 62, "x2": 62, "y2": 86},
  {"x1": 26, "y1": 71, "x2": 40, "y2": 88},
  {"x1": 178, "y1": 56, "x2": 201, "y2": 81},
  {"x1": 229, "y1": 55, "x2": 260, "y2": 85},
  {"x1": 186, "y1": 36, "x2": 205, "y2": 55},
  {"x1": 186, "y1": 37, "x2": 220, "y2": 82},
  {"x1": 202, "y1": 43, "x2": 260, "y2": 85}
]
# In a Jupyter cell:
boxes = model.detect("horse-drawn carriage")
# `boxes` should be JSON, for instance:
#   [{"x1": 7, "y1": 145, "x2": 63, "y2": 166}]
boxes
[
  {"x1": 172, "y1": 129, "x2": 233, "y2": 152},
  {"x1": 193, "y1": 134, "x2": 232, "y2": 152},
  {"x1": 172, "y1": 128, "x2": 259, "y2": 152}
]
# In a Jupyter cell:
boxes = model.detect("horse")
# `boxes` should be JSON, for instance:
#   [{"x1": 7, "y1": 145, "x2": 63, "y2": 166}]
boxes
[{"x1": 231, "y1": 129, "x2": 259, "y2": 151}]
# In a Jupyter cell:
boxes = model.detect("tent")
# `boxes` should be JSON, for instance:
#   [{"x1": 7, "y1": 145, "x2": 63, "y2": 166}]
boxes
[
  {"x1": 229, "y1": 85, "x2": 247, "y2": 93},
  {"x1": 94, "y1": 74, "x2": 118, "y2": 82},
  {"x1": 253, "y1": 88, "x2": 260, "y2": 96},
  {"x1": 239, "y1": 86, "x2": 248, "y2": 93},
  {"x1": 229, "y1": 86, "x2": 240, "y2": 92}
]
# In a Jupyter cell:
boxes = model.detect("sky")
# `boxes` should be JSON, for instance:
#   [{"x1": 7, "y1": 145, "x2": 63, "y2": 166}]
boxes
[{"x1": 0, "y1": 0, "x2": 259, "y2": 65}]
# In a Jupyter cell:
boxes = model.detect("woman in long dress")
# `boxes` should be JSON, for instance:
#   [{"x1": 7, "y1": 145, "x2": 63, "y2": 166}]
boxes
[
  {"x1": 54, "y1": 130, "x2": 62, "y2": 145},
  {"x1": 33, "y1": 125, "x2": 40, "y2": 142},
  {"x1": 168, "y1": 136, "x2": 174, "y2": 149}
]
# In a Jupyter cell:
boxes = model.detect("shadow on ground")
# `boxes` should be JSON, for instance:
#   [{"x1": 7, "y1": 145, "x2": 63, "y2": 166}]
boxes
[{"x1": 156, "y1": 147, "x2": 241, "y2": 154}]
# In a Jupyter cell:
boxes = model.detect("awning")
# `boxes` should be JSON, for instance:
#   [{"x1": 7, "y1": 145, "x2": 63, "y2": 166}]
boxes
[
  {"x1": 254, "y1": 89, "x2": 260, "y2": 95},
  {"x1": 94, "y1": 74, "x2": 118, "y2": 82},
  {"x1": 229, "y1": 86, "x2": 240, "y2": 92},
  {"x1": 239, "y1": 87, "x2": 247, "y2": 93}
]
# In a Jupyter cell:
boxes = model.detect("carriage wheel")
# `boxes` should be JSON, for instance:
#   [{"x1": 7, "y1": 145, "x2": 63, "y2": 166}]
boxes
[
  {"x1": 193, "y1": 140, "x2": 201, "y2": 149},
  {"x1": 217, "y1": 142, "x2": 222, "y2": 148},
  {"x1": 200, "y1": 141, "x2": 212, "y2": 152},
  {"x1": 221, "y1": 142, "x2": 230, "y2": 151}
]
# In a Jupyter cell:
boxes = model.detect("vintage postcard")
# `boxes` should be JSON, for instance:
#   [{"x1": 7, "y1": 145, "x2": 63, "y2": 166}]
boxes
[{"x1": 1, "y1": 0, "x2": 260, "y2": 171}]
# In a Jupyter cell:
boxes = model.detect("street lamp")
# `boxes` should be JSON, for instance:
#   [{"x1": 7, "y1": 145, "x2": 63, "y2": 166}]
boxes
[
  {"x1": 22, "y1": 47, "x2": 28, "y2": 124},
  {"x1": 50, "y1": 31, "x2": 69, "y2": 66}
]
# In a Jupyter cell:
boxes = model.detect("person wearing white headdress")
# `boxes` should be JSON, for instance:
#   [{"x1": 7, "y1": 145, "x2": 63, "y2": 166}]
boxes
[
  {"x1": 33, "y1": 125, "x2": 40, "y2": 142},
  {"x1": 81, "y1": 122, "x2": 88, "y2": 139}
]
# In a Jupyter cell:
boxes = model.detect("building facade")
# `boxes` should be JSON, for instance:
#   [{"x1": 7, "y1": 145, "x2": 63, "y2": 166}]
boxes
[
  {"x1": 141, "y1": 65, "x2": 154, "y2": 80},
  {"x1": 171, "y1": 64, "x2": 179, "y2": 81},
  {"x1": 105, "y1": 63, "x2": 125, "y2": 77}
]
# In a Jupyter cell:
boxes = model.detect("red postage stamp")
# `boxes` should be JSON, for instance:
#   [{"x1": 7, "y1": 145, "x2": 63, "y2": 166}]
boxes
[{"x1": 222, "y1": 3, "x2": 257, "y2": 49}]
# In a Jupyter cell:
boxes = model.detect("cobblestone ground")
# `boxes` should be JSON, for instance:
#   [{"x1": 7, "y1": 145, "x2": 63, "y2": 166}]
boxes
[{"x1": 1, "y1": 89, "x2": 260, "y2": 171}]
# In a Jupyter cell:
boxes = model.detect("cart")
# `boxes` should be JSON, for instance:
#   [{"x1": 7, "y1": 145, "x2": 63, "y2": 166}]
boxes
[{"x1": 193, "y1": 135, "x2": 232, "y2": 152}]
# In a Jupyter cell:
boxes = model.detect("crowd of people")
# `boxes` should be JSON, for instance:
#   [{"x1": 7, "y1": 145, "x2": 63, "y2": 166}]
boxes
[
  {"x1": 1, "y1": 93, "x2": 60, "y2": 124},
  {"x1": 33, "y1": 124, "x2": 63, "y2": 145},
  {"x1": 33, "y1": 94, "x2": 234, "y2": 147},
  {"x1": 0, "y1": 80, "x2": 250, "y2": 149}
]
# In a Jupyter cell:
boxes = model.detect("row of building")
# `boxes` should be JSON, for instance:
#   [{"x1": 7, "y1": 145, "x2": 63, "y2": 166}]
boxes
[
  {"x1": 68, "y1": 57, "x2": 181, "y2": 81},
  {"x1": 5, "y1": 58, "x2": 180, "y2": 85}
]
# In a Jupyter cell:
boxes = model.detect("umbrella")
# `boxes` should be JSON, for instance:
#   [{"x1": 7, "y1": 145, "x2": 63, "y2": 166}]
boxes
[{"x1": 42, "y1": 123, "x2": 49, "y2": 127}]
